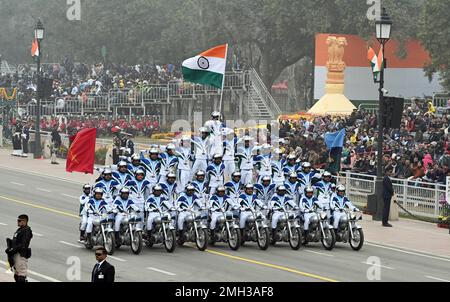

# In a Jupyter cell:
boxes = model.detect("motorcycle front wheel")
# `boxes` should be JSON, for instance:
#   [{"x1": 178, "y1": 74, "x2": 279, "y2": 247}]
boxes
[
  {"x1": 195, "y1": 228, "x2": 208, "y2": 251},
  {"x1": 321, "y1": 228, "x2": 336, "y2": 251},
  {"x1": 164, "y1": 230, "x2": 176, "y2": 253},
  {"x1": 228, "y1": 228, "x2": 241, "y2": 251},
  {"x1": 131, "y1": 231, "x2": 143, "y2": 255},
  {"x1": 257, "y1": 227, "x2": 270, "y2": 250},
  {"x1": 104, "y1": 232, "x2": 116, "y2": 255},
  {"x1": 349, "y1": 228, "x2": 364, "y2": 251},
  {"x1": 289, "y1": 227, "x2": 302, "y2": 250}
]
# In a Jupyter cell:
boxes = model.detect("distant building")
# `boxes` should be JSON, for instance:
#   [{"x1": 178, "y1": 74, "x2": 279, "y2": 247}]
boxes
[{"x1": 313, "y1": 33, "x2": 443, "y2": 103}]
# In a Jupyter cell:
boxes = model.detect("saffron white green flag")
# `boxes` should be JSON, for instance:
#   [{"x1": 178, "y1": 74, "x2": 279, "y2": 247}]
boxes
[
  {"x1": 182, "y1": 44, "x2": 228, "y2": 89},
  {"x1": 368, "y1": 46, "x2": 385, "y2": 82}
]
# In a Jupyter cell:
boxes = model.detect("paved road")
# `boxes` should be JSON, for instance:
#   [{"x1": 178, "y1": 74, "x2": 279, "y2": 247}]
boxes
[{"x1": 0, "y1": 167, "x2": 449, "y2": 282}]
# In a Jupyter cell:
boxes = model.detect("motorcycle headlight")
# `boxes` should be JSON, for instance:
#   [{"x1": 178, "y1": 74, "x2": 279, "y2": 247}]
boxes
[
  {"x1": 93, "y1": 218, "x2": 101, "y2": 226},
  {"x1": 217, "y1": 215, "x2": 226, "y2": 224},
  {"x1": 154, "y1": 216, "x2": 162, "y2": 225},
  {"x1": 185, "y1": 214, "x2": 194, "y2": 223},
  {"x1": 350, "y1": 213, "x2": 356, "y2": 220},
  {"x1": 320, "y1": 212, "x2": 327, "y2": 220},
  {"x1": 122, "y1": 217, "x2": 130, "y2": 224}
]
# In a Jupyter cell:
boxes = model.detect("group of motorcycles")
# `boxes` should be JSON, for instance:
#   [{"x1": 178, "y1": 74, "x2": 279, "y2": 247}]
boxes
[{"x1": 82, "y1": 187, "x2": 364, "y2": 256}]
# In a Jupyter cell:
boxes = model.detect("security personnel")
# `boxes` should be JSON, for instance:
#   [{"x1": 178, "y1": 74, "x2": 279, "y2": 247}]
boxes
[
  {"x1": 314, "y1": 171, "x2": 334, "y2": 210},
  {"x1": 113, "y1": 161, "x2": 132, "y2": 188},
  {"x1": 176, "y1": 136, "x2": 194, "y2": 189},
  {"x1": 112, "y1": 187, "x2": 139, "y2": 244},
  {"x1": 236, "y1": 136, "x2": 256, "y2": 185},
  {"x1": 238, "y1": 184, "x2": 266, "y2": 232},
  {"x1": 79, "y1": 184, "x2": 92, "y2": 242},
  {"x1": 192, "y1": 127, "x2": 213, "y2": 174},
  {"x1": 330, "y1": 185, "x2": 359, "y2": 230},
  {"x1": 284, "y1": 172, "x2": 301, "y2": 204},
  {"x1": 5, "y1": 214, "x2": 33, "y2": 282},
  {"x1": 140, "y1": 148, "x2": 161, "y2": 187},
  {"x1": 145, "y1": 185, "x2": 173, "y2": 237},
  {"x1": 206, "y1": 153, "x2": 225, "y2": 195},
  {"x1": 159, "y1": 143, "x2": 179, "y2": 183},
  {"x1": 269, "y1": 186, "x2": 297, "y2": 243},
  {"x1": 85, "y1": 188, "x2": 110, "y2": 243},
  {"x1": 224, "y1": 171, "x2": 243, "y2": 203},
  {"x1": 209, "y1": 186, "x2": 236, "y2": 238},
  {"x1": 92, "y1": 247, "x2": 115, "y2": 282},
  {"x1": 382, "y1": 169, "x2": 394, "y2": 227},
  {"x1": 299, "y1": 187, "x2": 321, "y2": 234},
  {"x1": 176, "y1": 185, "x2": 204, "y2": 234}
]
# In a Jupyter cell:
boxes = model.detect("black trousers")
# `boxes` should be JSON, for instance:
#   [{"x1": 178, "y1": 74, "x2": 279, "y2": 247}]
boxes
[{"x1": 383, "y1": 197, "x2": 392, "y2": 224}]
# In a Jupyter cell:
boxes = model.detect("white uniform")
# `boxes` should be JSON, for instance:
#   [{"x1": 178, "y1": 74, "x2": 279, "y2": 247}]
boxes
[
  {"x1": 330, "y1": 195, "x2": 358, "y2": 229},
  {"x1": 209, "y1": 194, "x2": 235, "y2": 230},
  {"x1": 299, "y1": 196, "x2": 321, "y2": 231},
  {"x1": 236, "y1": 146, "x2": 255, "y2": 185},
  {"x1": 205, "y1": 120, "x2": 223, "y2": 156},
  {"x1": 271, "y1": 159, "x2": 285, "y2": 187},
  {"x1": 206, "y1": 162, "x2": 225, "y2": 195},
  {"x1": 192, "y1": 136, "x2": 213, "y2": 174},
  {"x1": 112, "y1": 197, "x2": 139, "y2": 232},
  {"x1": 269, "y1": 194, "x2": 297, "y2": 229},
  {"x1": 145, "y1": 195, "x2": 172, "y2": 231},
  {"x1": 176, "y1": 193, "x2": 204, "y2": 231},
  {"x1": 79, "y1": 194, "x2": 90, "y2": 231},
  {"x1": 222, "y1": 138, "x2": 236, "y2": 181},
  {"x1": 176, "y1": 146, "x2": 193, "y2": 189}
]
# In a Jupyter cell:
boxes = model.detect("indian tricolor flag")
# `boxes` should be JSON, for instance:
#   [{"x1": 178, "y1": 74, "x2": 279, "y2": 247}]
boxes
[
  {"x1": 31, "y1": 38, "x2": 39, "y2": 57},
  {"x1": 182, "y1": 44, "x2": 228, "y2": 89},
  {"x1": 367, "y1": 46, "x2": 379, "y2": 81}
]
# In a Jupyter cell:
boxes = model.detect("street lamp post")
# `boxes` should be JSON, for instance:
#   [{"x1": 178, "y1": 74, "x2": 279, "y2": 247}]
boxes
[
  {"x1": 373, "y1": 8, "x2": 392, "y2": 220},
  {"x1": 34, "y1": 19, "x2": 44, "y2": 159}
]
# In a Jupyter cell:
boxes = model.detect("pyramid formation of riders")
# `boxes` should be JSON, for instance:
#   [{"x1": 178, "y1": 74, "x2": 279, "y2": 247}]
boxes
[{"x1": 78, "y1": 112, "x2": 364, "y2": 255}]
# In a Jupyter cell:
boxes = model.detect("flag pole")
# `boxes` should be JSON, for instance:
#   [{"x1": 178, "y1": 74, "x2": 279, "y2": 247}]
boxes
[{"x1": 218, "y1": 43, "x2": 228, "y2": 113}]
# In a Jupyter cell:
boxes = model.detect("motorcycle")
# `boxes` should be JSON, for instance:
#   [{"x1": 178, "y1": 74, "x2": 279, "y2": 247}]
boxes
[
  {"x1": 177, "y1": 207, "x2": 209, "y2": 251},
  {"x1": 301, "y1": 209, "x2": 336, "y2": 251},
  {"x1": 333, "y1": 209, "x2": 364, "y2": 251},
  {"x1": 209, "y1": 206, "x2": 241, "y2": 251},
  {"x1": 240, "y1": 207, "x2": 270, "y2": 250},
  {"x1": 271, "y1": 207, "x2": 303, "y2": 250},
  {"x1": 85, "y1": 211, "x2": 115, "y2": 255},
  {"x1": 115, "y1": 211, "x2": 143, "y2": 255},
  {"x1": 145, "y1": 207, "x2": 177, "y2": 253}
]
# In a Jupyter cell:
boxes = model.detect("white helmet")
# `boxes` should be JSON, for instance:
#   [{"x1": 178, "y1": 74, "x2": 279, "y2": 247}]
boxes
[
  {"x1": 196, "y1": 170, "x2": 206, "y2": 177},
  {"x1": 149, "y1": 148, "x2": 159, "y2": 154},
  {"x1": 245, "y1": 184, "x2": 254, "y2": 190},
  {"x1": 120, "y1": 187, "x2": 130, "y2": 195},
  {"x1": 302, "y1": 162, "x2": 312, "y2": 168},
  {"x1": 131, "y1": 154, "x2": 140, "y2": 161},
  {"x1": 186, "y1": 184, "x2": 195, "y2": 191},
  {"x1": 93, "y1": 187, "x2": 104, "y2": 195},
  {"x1": 217, "y1": 186, "x2": 226, "y2": 192},
  {"x1": 277, "y1": 185, "x2": 286, "y2": 192},
  {"x1": 262, "y1": 176, "x2": 271, "y2": 182},
  {"x1": 244, "y1": 136, "x2": 253, "y2": 141},
  {"x1": 181, "y1": 135, "x2": 190, "y2": 141},
  {"x1": 213, "y1": 153, "x2": 223, "y2": 159},
  {"x1": 322, "y1": 171, "x2": 332, "y2": 178},
  {"x1": 289, "y1": 172, "x2": 298, "y2": 178},
  {"x1": 153, "y1": 185, "x2": 163, "y2": 191},
  {"x1": 118, "y1": 161, "x2": 128, "y2": 167},
  {"x1": 103, "y1": 168, "x2": 112, "y2": 175},
  {"x1": 199, "y1": 127, "x2": 209, "y2": 133},
  {"x1": 83, "y1": 184, "x2": 91, "y2": 191},
  {"x1": 304, "y1": 186, "x2": 314, "y2": 195},
  {"x1": 135, "y1": 169, "x2": 145, "y2": 176},
  {"x1": 232, "y1": 171, "x2": 241, "y2": 178},
  {"x1": 337, "y1": 185, "x2": 346, "y2": 193},
  {"x1": 166, "y1": 143, "x2": 176, "y2": 151},
  {"x1": 211, "y1": 111, "x2": 221, "y2": 118},
  {"x1": 167, "y1": 172, "x2": 176, "y2": 178},
  {"x1": 287, "y1": 154, "x2": 296, "y2": 160}
]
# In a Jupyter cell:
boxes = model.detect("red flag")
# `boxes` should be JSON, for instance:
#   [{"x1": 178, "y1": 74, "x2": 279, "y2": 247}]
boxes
[
  {"x1": 66, "y1": 128, "x2": 96, "y2": 174},
  {"x1": 31, "y1": 39, "x2": 39, "y2": 57}
]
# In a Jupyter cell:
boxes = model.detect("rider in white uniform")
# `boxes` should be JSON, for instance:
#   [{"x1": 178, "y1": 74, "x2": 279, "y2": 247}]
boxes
[
  {"x1": 192, "y1": 127, "x2": 213, "y2": 175},
  {"x1": 176, "y1": 136, "x2": 193, "y2": 190}
]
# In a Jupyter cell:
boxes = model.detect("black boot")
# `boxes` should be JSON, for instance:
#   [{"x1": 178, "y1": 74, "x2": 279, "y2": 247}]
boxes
[
  {"x1": 79, "y1": 230, "x2": 85, "y2": 241},
  {"x1": 115, "y1": 232, "x2": 121, "y2": 246},
  {"x1": 16, "y1": 276, "x2": 27, "y2": 282},
  {"x1": 271, "y1": 229, "x2": 277, "y2": 246},
  {"x1": 14, "y1": 274, "x2": 19, "y2": 282}
]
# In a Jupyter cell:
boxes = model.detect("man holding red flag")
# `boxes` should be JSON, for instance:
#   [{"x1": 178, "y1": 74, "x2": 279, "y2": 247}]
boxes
[{"x1": 66, "y1": 128, "x2": 97, "y2": 174}]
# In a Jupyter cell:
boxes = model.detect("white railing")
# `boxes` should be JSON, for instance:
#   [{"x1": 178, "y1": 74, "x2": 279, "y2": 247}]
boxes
[
  {"x1": 335, "y1": 171, "x2": 446, "y2": 218},
  {"x1": 249, "y1": 68, "x2": 282, "y2": 117},
  {"x1": 432, "y1": 92, "x2": 449, "y2": 108}
]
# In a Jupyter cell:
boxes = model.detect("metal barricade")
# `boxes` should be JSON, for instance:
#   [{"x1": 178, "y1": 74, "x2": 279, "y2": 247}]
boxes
[{"x1": 335, "y1": 172, "x2": 376, "y2": 207}]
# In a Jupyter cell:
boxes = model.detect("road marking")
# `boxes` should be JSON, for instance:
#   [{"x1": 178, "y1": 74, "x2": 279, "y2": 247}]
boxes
[
  {"x1": 305, "y1": 250, "x2": 334, "y2": 257},
  {"x1": 361, "y1": 261, "x2": 394, "y2": 270},
  {"x1": 0, "y1": 194, "x2": 79, "y2": 219},
  {"x1": 62, "y1": 194, "x2": 78, "y2": 199},
  {"x1": 0, "y1": 165, "x2": 84, "y2": 185},
  {"x1": 108, "y1": 256, "x2": 127, "y2": 262},
  {"x1": 59, "y1": 241, "x2": 82, "y2": 248},
  {"x1": 0, "y1": 260, "x2": 61, "y2": 282},
  {"x1": 366, "y1": 242, "x2": 450, "y2": 263},
  {"x1": 37, "y1": 188, "x2": 52, "y2": 193},
  {"x1": 33, "y1": 232, "x2": 43, "y2": 237},
  {"x1": 197, "y1": 246, "x2": 338, "y2": 282},
  {"x1": 0, "y1": 222, "x2": 7, "y2": 226},
  {"x1": 147, "y1": 267, "x2": 176, "y2": 276},
  {"x1": 10, "y1": 182, "x2": 25, "y2": 186},
  {"x1": 425, "y1": 275, "x2": 450, "y2": 282}
]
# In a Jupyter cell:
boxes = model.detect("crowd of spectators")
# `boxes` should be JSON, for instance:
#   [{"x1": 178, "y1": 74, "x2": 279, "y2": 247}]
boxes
[{"x1": 279, "y1": 100, "x2": 449, "y2": 185}]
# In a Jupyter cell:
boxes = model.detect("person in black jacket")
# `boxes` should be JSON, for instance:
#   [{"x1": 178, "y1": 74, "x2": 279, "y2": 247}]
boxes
[
  {"x1": 5, "y1": 214, "x2": 33, "y2": 282},
  {"x1": 382, "y1": 169, "x2": 394, "y2": 227},
  {"x1": 91, "y1": 247, "x2": 115, "y2": 282}
]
